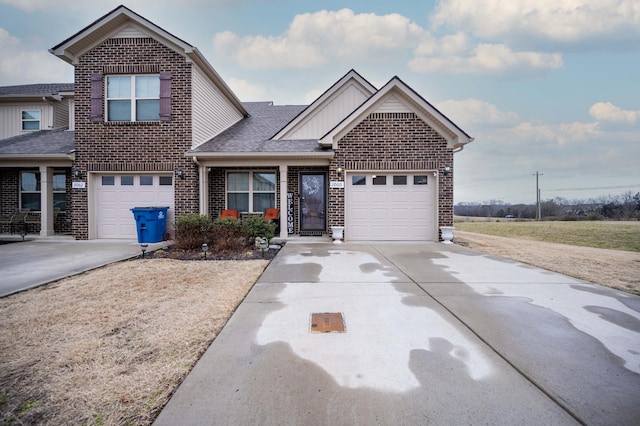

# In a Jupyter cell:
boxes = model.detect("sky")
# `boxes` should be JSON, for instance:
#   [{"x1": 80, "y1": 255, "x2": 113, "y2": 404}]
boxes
[{"x1": 0, "y1": 0, "x2": 638, "y2": 204}]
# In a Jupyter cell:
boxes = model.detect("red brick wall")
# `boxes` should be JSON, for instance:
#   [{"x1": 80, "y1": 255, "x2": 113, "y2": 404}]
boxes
[
  {"x1": 72, "y1": 37, "x2": 194, "y2": 239},
  {"x1": 331, "y1": 112, "x2": 454, "y2": 238},
  {"x1": 0, "y1": 170, "x2": 18, "y2": 233}
]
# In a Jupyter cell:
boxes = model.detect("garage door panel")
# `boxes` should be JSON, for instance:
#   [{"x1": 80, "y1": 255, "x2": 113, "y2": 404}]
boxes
[
  {"x1": 96, "y1": 174, "x2": 174, "y2": 239},
  {"x1": 346, "y1": 172, "x2": 436, "y2": 241}
]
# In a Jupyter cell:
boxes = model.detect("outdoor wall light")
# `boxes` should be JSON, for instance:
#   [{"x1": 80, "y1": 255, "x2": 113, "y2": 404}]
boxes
[
  {"x1": 72, "y1": 166, "x2": 83, "y2": 180},
  {"x1": 443, "y1": 165, "x2": 451, "y2": 176},
  {"x1": 176, "y1": 167, "x2": 184, "y2": 180},
  {"x1": 202, "y1": 243, "x2": 209, "y2": 258},
  {"x1": 140, "y1": 243, "x2": 149, "y2": 259},
  {"x1": 337, "y1": 163, "x2": 344, "y2": 178}
]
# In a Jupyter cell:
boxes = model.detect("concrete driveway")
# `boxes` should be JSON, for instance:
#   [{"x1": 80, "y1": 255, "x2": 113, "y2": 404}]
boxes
[
  {"x1": 0, "y1": 238, "x2": 167, "y2": 297},
  {"x1": 155, "y1": 242, "x2": 640, "y2": 425}
]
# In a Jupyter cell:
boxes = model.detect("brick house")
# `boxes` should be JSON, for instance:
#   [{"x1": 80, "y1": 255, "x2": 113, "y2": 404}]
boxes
[{"x1": 0, "y1": 5, "x2": 473, "y2": 242}]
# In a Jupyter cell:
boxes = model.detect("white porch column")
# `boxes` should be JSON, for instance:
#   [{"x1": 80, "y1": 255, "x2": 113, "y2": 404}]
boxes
[
  {"x1": 39, "y1": 166, "x2": 55, "y2": 236},
  {"x1": 279, "y1": 164, "x2": 288, "y2": 239},
  {"x1": 198, "y1": 165, "x2": 209, "y2": 216}
]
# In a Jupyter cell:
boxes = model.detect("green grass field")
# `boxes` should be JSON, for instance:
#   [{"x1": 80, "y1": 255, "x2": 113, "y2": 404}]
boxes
[{"x1": 453, "y1": 220, "x2": 640, "y2": 252}]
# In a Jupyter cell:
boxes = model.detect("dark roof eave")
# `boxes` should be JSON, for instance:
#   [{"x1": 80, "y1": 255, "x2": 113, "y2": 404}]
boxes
[
  {"x1": 187, "y1": 151, "x2": 334, "y2": 160},
  {"x1": 0, "y1": 153, "x2": 75, "y2": 161}
]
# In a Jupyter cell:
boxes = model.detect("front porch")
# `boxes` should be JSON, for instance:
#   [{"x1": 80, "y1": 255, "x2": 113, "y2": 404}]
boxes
[{"x1": 0, "y1": 166, "x2": 73, "y2": 237}]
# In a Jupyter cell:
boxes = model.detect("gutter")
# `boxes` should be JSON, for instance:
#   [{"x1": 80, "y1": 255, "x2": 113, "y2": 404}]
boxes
[{"x1": 0, "y1": 153, "x2": 74, "y2": 160}]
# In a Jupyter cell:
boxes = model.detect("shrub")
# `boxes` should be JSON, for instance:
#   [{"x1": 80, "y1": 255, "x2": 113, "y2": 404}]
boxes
[
  {"x1": 242, "y1": 216, "x2": 276, "y2": 242},
  {"x1": 174, "y1": 214, "x2": 214, "y2": 249},
  {"x1": 212, "y1": 217, "x2": 246, "y2": 253}
]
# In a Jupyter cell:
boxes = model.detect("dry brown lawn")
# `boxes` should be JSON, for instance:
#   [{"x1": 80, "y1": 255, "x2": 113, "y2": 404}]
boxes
[{"x1": 0, "y1": 258, "x2": 268, "y2": 425}]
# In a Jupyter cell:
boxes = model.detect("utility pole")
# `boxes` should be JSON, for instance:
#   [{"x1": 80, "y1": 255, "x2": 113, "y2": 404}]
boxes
[{"x1": 533, "y1": 171, "x2": 543, "y2": 220}]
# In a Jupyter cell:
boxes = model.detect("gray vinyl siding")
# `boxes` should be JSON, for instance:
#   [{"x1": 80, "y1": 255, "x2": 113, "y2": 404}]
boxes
[
  {"x1": 191, "y1": 65, "x2": 243, "y2": 148},
  {"x1": 52, "y1": 98, "x2": 71, "y2": 129},
  {"x1": 280, "y1": 82, "x2": 371, "y2": 140},
  {"x1": 0, "y1": 102, "x2": 55, "y2": 139}
]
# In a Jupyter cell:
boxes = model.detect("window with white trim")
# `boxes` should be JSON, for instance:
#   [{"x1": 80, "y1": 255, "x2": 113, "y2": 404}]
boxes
[
  {"x1": 22, "y1": 110, "x2": 41, "y2": 131},
  {"x1": 20, "y1": 170, "x2": 67, "y2": 211},
  {"x1": 106, "y1": 75, "x2": 160, "y2": 121},
  {"x1": 226, "y1": 171, "x2": 276, "y2": 212}
]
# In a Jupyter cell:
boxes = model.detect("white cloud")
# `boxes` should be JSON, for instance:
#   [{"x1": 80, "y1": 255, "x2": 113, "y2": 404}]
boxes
[
  {"x1": 410, "y1": 43, "x2": 562, "y2": 75},
  {"x1": 491, "y1": 121, "x2": 600, "y2": 146},
  {"x1": 431, "y1": 0, "x2": 640, "y2": 48},
  {"x1": 0, "y1": 28, "x2": 71, "y2": 84},
  {"x1": 589, "y1": 102, "x2": 640, "y2": 124},
  {"x1": 213, "y1": 8, "x2": 425, "y2": 69},
  {"x1": 437, "y1": 98, "x2": 520, "y2": 127},
  {"x1": 215, "y1": 8, "x2": 564, "y2": 77},
  {"x1": 226, "y1": 77, "x2": 267, "y2": 101}
]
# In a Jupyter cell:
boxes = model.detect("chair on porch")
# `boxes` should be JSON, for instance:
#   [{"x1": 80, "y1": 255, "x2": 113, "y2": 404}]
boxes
[
  {"x1": 220, "y1": 209, "x2": 239, "y2": 219},
  {"x1": 5, "y1": 209, "x2": 30, "y2": 234},
  {"x1": 24, "y1": 208, "x2": 60, "y2": 234},
  {"x1": 0, "y1": 211, "x2": 15, "y2": 233},
  {"x1": 264, "y1": 208, "x2": 280, "y2": 233}
]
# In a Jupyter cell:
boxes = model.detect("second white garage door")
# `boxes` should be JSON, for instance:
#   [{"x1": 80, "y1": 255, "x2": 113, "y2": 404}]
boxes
[
  {"x1": 346, "y1": 172, "x2": 436, "y2": 241},
  {"x1": 95, "y1": 174, "x2": 175, "y2": 239}
]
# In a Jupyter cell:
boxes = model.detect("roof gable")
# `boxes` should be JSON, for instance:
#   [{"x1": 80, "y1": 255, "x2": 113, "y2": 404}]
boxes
[
  {"x1": 50, "y1": 5, "x2": 246, "y2": 116},
  {"x1": 50, "y1": 5, "x2": 192, "y2": 65},
  {"x1": 319, "y1": 77, "x2": 473, "y2": 150},
  {"x1": 273, "y1": 69, "x2": 376, "y2": 140}
]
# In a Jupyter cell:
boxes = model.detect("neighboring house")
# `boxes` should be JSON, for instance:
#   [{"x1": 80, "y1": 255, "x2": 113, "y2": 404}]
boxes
[
  {"x1": 0, "y1": 84, "x2": 75, "y2": 234},
  {"x1": 0, "y1": 5, "x2": 473, "y2": 242}
]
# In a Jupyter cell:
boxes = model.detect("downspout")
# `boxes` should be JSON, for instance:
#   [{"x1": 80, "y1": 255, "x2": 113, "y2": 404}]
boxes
[{"x1": 191, "y1": 156, "x2": 209, "y2": 216}]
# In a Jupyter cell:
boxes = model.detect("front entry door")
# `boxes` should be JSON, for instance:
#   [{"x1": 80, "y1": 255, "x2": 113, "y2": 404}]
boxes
[{"x1": 300, "y1": 172, "x2": 326, "y2": 232}]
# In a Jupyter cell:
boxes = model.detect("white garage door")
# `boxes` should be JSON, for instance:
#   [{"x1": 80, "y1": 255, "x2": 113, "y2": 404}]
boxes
[
  {"x1": 346, "y1": 172, "x2": 436, "y2": 241},
  {"x1": 95, "y1": 174, "x2": 174, "y2": 239}
]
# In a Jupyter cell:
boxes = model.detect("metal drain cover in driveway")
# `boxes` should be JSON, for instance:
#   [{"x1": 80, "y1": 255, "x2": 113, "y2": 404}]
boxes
[{"x1": 310, "y1": 313, "x2": 345, "y2": 333}]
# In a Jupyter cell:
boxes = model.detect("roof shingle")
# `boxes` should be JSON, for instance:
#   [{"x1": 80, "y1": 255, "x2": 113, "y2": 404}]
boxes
[
  {"x1": 190, "y1": 102, "x2": 324, "y2": 154},
  {"x1": 0, "y1": 84, "x2": 74, "y2": 97},
  {"x1": 0, "y1": 128, "x2": 75, "y2": 156}
]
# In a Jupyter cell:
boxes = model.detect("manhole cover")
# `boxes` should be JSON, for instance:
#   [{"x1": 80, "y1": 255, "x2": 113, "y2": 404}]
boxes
[{"x1": 310, "y1": 312, "x2": 345, "y2": 333}]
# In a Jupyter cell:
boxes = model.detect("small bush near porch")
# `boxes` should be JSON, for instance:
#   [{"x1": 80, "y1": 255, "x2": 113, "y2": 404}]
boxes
[{"x1": 173, "y1": 214, "x2": 276, "y2": 256}]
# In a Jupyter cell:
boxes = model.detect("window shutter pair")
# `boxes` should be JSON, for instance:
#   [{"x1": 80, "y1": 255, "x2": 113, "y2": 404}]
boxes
[{"x1": 90, "y1": 72, "x2": 172, "y2": 122}]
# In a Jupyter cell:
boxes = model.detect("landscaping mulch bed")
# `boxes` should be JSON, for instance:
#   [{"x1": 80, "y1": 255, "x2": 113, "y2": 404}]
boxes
[{"x1": 151, "y1": 245, "x2": 280, "y2": 261}]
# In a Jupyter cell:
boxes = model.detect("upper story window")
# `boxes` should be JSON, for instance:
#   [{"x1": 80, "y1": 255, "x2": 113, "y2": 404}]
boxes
[
  {"x1": 107, "y1": 75, "x2": 160, "y2": 121},
  {"x1": 92, "y1": 72, "x2": 171, "y2": 123},
  {"x1": 22, "y1": 110, "x2": 41, "y2": 131}
]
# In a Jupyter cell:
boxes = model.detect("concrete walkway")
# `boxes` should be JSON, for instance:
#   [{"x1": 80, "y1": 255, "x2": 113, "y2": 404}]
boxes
[
  {"x1": 0, "y1": 237, "x2": 168, "y2": 297},
  {"x1": 155, "y1": 242, "x2": 640, "y2": 425}
]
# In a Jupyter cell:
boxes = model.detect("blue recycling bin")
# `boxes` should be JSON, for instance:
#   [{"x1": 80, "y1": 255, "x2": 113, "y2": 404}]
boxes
[{"x1": 130, "y1": 207, "x2": 169, "y2": 243}]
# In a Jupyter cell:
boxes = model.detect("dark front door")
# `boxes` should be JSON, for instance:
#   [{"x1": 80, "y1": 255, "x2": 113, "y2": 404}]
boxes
[{"x1": 300, "y1": 172, "x2": 326, "y2": 232}]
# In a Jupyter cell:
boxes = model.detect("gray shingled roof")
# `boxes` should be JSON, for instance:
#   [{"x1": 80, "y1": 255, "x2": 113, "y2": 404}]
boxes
[
  {"x1": 0, "y1": 128, "x2": 75, "y2": 156},
  {"x1": 0, "y1": 83, "x2": 74, "y2": 97},
  {"x1": 190, "y1": 102, "x2": 325, "y2": 154}
]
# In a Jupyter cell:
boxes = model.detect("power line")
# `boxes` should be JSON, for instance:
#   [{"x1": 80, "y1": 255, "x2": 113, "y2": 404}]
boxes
[{"x1": 547, "y1": 184, "x2": 640, "y2": 192}]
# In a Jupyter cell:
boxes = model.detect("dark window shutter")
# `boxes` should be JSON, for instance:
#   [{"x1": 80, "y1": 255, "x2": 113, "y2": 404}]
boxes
[
  {"x1": 90, "y1": 73, "x2": 104, "y2": 122},
  {"x1": 159, "y1": 72, "x2": 172, "y2": 121}
]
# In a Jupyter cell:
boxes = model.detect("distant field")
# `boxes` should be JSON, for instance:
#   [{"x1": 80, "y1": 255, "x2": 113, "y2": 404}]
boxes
[{"x1": 453, "y1": 220, "x2": 640, "y2": 252}]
